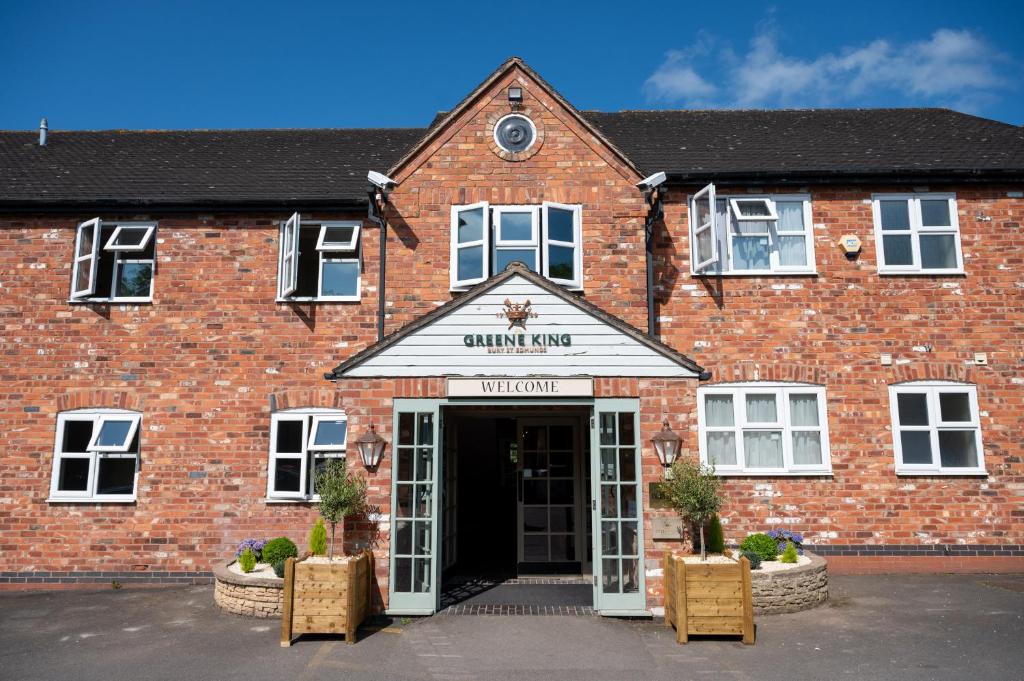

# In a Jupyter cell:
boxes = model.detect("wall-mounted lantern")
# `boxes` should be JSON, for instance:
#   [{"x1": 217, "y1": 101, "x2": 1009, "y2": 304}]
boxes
[
  {"x1": 356, "y1": 424, "x2": 387, "y2": 469},
  {"x1": 651, "y1": 420, "x2": 682, "y2": 468}
]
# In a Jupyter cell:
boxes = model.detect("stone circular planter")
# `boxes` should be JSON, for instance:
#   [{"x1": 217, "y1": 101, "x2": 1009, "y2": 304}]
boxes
[
  {"x1": 749, "y1": 551, "x2": 828, "y2": 614},
  {"x1": 213, "y1": 560, "x2": 284, "y2": 618}
]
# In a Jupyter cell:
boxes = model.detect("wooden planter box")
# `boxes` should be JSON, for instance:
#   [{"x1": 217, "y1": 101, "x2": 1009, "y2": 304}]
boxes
[
  {"x1": 663, "y1": 554, "x2": 755, "y2": 644},
  {"x1": 280, "y1": 550, "x2": 372, "y2": 646}
]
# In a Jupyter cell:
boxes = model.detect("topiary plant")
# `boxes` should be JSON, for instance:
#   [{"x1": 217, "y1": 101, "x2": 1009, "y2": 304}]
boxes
[
  {"x1": 262, "y1": 537, "x2": 298, "y2": 566},
  {"x1": 658, "y1": 458, "x2": 723, "y2": 561},
  {"x1": 307, "y1": 518, "x2": 328, "y2": 556},
  {"x1": 237, "y1": 547, "x2": 257, "y2": 573},
  {"x1": 272, "y1": 560, "x2": 286, "y2": 578},
  {"x1": 315, "y1": 460, "x2": 369, "y2": 559},
  {"x1": 706, "y1": 515, "x2": 725, "y2": 554},
  {"x1": 740, "y1": 533, "x2": 779, "y2": 562},
  {"x1": 780, "y1": 539, "x2": 799, "y2": 564},
  {"x1": 740, "y1": 550, "x2": 762, "y2": 570}
]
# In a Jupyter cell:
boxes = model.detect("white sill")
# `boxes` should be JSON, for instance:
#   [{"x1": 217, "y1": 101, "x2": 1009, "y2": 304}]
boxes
[
  {"x1": 47, "y1": 496, "x2": 137, "y2": 504},
  {"x1": 276, "y1": 297, "x2": 361, "y2": 304},
  {"x1": 711, "y1": 469, "x2": 833, "y2": 477},
  {"x1": 878, "y1": 270, "x2": 966, "y2": 276},
  {"x1": 690, "y1": 271, "x2": 818, "y2": 278},
  {"x1": 895, "y1": 469, "x2": 988, "y2": 476},
  {"x1": 265, "y1": 497, "x2": 317, "y2": 504},
  {"x1": 69, "y1": 298, "x2": 153, "y2": 304}
]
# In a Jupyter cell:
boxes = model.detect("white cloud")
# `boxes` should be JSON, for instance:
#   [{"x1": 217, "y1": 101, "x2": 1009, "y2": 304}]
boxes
[{"x1": 644, "y1": 28, "x2": 1013, "y2": 112}]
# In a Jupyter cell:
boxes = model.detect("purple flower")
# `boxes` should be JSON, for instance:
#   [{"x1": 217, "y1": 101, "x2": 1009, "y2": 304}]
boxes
[
  {"x1": 236, "y1": 538, "x2": 267, "y2": 559},
  {"x1": 792, "y1": 533, "x2": 804, "y2": 543},
  {"x1": 767, "y1": 530, "x2": 779, "y2": 539}
]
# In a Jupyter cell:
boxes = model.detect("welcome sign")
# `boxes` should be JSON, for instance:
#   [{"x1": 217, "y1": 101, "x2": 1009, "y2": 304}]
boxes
[{"x1": 447, "y1": 377, "x2": 594, "y2": 398}]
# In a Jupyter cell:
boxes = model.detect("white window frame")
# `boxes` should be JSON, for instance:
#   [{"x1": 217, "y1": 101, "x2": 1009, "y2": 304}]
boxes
[
  {"x1": 278, "y1": 212, "x2": 301, "y2": 298},
  {"x1": 729, "y1": 197, "x2": 778, "y2": 221},
  {"x1": 308, "y1": 414, "x2": 349, "y2": 452},
  {"x1": 267, "y1": 409, "x2": 347, "y2": 501},
  {"x1": 690, "y1": 183, "x2": 718, "y2": 271},
  {"x1": 690, "y1": 192, "x2": 816, "y2": 275},
  {"x1": 492, "y1": 205, "x2": 540, "y2": 275},
  {"x1": 317, "y1": 256, "x2": 362, "y2": 302},
  {"x1": 889, "y1": 382, "x2": 985, "y2": 475},
  {"x1": 450, "y1": 201, "x2": 491, "y2": 290},
  {"x1": 70, "y1": 219, "x2": 157, "y2": 303},
  {"x1": 697, "y1": 383, "x2": 832, "y2": 475},
  {"x1": 48, "y1": 409, "x2": 142, "y2": 503},
  {"x1": 86, "y1": 414, "x2": 142, "y2": 452},
  {"x1": 872, "y1": 193, "x2": 964, "y2": 275},
  {"x1": 315, "y1": 221, "x2": 361, "y2": 252},
  {"x1": 541, "y1": 201, "x2": 583, "y2": 289}
]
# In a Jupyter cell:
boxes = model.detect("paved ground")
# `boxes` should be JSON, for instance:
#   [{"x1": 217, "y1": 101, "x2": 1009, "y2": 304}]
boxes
[{"x1": 1, "y1": 574, "x2": 1022, "y2": 681}]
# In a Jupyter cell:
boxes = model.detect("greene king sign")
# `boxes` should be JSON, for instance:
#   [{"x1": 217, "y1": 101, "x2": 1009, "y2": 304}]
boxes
[
  {"x1": 462, "y1": 298, "x2": 572, "y2": 354},
  {"x1": 447, "y1": 377, "x2": 594, "y2": 398}
]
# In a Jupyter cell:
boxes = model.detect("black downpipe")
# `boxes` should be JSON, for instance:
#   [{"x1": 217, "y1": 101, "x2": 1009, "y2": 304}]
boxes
[
  {"x1": 643, "y1": 188, "x2": 664, "y2": 339},
  {"x1": 368, "y1": 190, "x2": 387, "y2": 342}
]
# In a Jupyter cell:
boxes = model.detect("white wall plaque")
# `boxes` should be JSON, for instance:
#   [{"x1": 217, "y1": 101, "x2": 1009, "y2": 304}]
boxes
[{"x1": 447, "y1": 377, "x2": 593, "y2": 398}]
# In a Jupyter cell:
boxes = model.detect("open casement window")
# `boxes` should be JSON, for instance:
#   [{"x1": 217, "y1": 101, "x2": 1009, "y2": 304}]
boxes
[
  {"x1": 268, "y1": 410, "x2": 347, "y2": 500},
  {"x1": 49, "y1": 410, "x2": 142, "y2": 502},
  {"x1": 104, "y1": 224, "x2": 155, "y2": 252},
  {"x1": 492, "y1": 206, "x2": 540, "y2": 274},
  {"x1": 873, "y1": 194, "x2": 963, "y2": 274},
  {"x1": 71, "y1": 218, "x2": 102, "y2": 299},
  {"x1": 542, "y1": 202, "x2": 582, "y2": 288},
  {"x1": 316, "y1": 222, "x2": 361, "y2": 252},
  {"x1": 690, "y1": 183, "x2": 718, "y2": 271},
  {"x1": 729, "y1": 198, "x2": 778, "y2": 221},
  {"x1": 278, "y1": 212, "x2": 301, "y2": 298},
  {"x1": 278, "y1": 217, "x2": 362, "y2": 301},
  {"x1": 450, "y1": 202, "x2": 490, "y2": 289},
  {"x1": 889, "y1": 383, "x2": 984, "y2": 475},
  {"x1": 697, "y1": 384, "x2": 831, "y2": 475}
]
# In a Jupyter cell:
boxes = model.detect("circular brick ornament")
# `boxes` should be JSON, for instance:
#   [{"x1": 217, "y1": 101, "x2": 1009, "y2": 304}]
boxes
[{"x1": 487, "y1": 108, "x2": 544, "y2": 161}]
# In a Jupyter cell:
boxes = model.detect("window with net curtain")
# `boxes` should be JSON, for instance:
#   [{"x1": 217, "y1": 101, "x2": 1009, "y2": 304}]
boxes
[{"x1": 699, "y1": 384, "x2": 831, "y2": 474}]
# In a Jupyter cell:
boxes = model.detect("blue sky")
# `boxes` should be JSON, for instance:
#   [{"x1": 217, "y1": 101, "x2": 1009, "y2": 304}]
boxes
[{"x1": 1, "y1": 0, "x2": 1021, "y2": 131}]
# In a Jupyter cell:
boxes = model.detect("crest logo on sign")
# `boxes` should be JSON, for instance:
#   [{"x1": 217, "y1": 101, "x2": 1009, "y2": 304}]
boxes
[{"x1": 498, "y1": 299, "x2": 538, "y2": 330}]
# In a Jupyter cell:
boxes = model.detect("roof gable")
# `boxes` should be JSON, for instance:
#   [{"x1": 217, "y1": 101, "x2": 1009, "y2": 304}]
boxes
[{"x1": 327, "y1": 263, "x2": 703, "y2": 379}]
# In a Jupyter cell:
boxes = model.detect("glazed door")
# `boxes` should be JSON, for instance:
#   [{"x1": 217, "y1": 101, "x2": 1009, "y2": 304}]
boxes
[
  {"x1": 388, "y1": 400, "x2": 442, "y2": 614},
  {"x1": 590, "y1": 399, "x2": 647, "y2": 615},
  {"x1": 517, "y1": 418, "x2": 582, "y2": 574}
]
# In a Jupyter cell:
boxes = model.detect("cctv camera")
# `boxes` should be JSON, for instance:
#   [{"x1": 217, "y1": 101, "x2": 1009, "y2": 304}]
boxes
[
  {"x1": 636, "y1": 171, "x2": 667, "y2": 191},
  {"x1": 367, "y1": 170, "x2": 398, "y2": 191}
]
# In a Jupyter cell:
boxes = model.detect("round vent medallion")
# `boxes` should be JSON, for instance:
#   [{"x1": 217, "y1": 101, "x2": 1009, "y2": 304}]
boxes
[{"x1": 493, "y1": 114, "x2": 536, "y2": 153}]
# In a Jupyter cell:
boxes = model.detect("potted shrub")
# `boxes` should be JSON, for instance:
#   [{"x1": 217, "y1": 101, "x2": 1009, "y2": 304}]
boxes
[
  {"x1": 280, "y1": 460, "x2": 373, "y2": 647},
  {"x1": 659, "y1": 459, "x2": 754, "y2": 644}
]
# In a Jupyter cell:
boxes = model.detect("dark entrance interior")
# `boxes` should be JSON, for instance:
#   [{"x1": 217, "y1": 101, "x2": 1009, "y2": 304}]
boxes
[{"x1": 440, "y1": 407, "x2": 593, "y2": 611}]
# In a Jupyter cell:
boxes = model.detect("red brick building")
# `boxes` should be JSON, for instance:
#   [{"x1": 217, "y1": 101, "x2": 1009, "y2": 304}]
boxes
[{"x1": 1, "y1": 58, "x2": 1022, "y2": 614}]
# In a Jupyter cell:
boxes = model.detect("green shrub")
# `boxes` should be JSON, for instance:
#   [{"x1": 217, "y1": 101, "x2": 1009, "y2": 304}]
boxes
[
  {"x1": 740, "y1": 550, "x2": 762, "y2": 570},
  {"x1": 237, "y1": 547, "x2": 257, "y2": 573},
  {"x1": 739, "y1": 533, "x2": 779, "y2": 562},
  {"x1": 308, "y1": 518, "x2": 328, "y2": 556},
  {"x1": 272, "y1": 560, "x2": 286, "y2": 578},
  {"x1": 262, "y1": 537, "x2": 298, "y2": 565},
  {"x1": 705, "y1": 515, "x2": 725, "y2": 554},
  {"x1": 780, "y1": 540, "x2": 799, "y2": 564}
]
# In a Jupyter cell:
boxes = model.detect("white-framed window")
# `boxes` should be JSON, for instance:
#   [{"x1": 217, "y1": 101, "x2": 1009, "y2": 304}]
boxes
[
  {"x1": 872, "y1": 194, "x2": 963, "y2": 274},
  {"x1": 450, "y1": 202, "x2": 583, "y2": 289},
  {"x1": 888, "y1": 382, "x2": 985, "y2": 475},
  {"x1": 689, "y1": 187, "x2": 815, "y2": 275},
  {"x1": 697, "y1": 383, "x2": 831, "y2": 475},
  {"x1": 49, "y1": 409, "x2": 142, "y2": 502},
  {"x1": 70, "y1": 219, "x2": 156, "y2": 302},
  {"x1": 277, "y1": 215, "x2": 362, "y2": 301},
  {"x1": 268, "y1": 409, "x2": 348, "y2": 500}
]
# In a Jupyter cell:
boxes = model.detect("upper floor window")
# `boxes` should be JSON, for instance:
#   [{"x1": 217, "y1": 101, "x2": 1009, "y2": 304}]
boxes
[
  {"x1": 70, "y1": 219, "x2": 156, "y2": 302},
  {"x1": 277, "y1": 214, "x2": 362, "y2": 301},
  {"x1": 49, "y1": 409, "x2": 142, "y2": 502},
  {"x1": 689, "y1": 185, "x2": 815, "y2": 275},
  {"x1": 450, "y1": 202, "x2": 582, "y2": 290},
  {"x1": 888, "y1": 382, "x2": 984, "y2": 475},
  {"x1": 698, "y1": 383, "x2": 831, "y2": 475},
  {"x1": 872, "y1": 194, "x2": 963, "y2": 274},
  {"x1": 267, "y1": 409, "x2": 348, "y2": 500}
]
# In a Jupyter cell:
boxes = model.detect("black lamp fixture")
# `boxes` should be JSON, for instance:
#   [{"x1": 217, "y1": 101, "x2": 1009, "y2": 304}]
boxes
[
  {"x1": 356, "y1": 424, "x2": 387, "y2": 469},
  {"x1": 651, "y1": 420, "x2": 682, "y2": 468},
  {"x1": 508, "y1": 86, "x2": 523, "y2": 108}
]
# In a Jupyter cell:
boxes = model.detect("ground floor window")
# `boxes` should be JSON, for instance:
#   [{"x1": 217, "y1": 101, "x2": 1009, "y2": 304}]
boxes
[
  {"x1": 697, "y1": 383, "x2": 831, "y2": 475},
  {"x1": 49, "y1": 410, "x2": 142, "y2": 501},
  {"x1": 267, "y1": 409, "x2": 348, "y2": 500},
  {"x1": 889, "y1": 382, "x2": 984, "y2": 475}
]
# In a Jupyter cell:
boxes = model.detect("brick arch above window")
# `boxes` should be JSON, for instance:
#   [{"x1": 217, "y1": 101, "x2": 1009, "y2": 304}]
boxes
[
  {"x1": 269, "y1": 389, "x2": 346, "y2": 412},
  {"x1": 890, "y1": 363, "x2": 978, "y2": 385},
  {"x1": 57, "y1": 390, "x2": 140, "y2": 413},
  {"x1": 707, "y1": 363, "x2": 831, "y2": 386}
]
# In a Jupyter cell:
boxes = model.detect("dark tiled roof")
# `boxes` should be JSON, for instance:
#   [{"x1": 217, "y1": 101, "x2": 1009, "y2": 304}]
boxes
[
  {"x1": 1, "y1": 109, "x2": 1021, "y2": 208},
  {"x1": 581, "y1": 108, "x2": 1024, "y2": 181},
  {"x1": 0, "y1": 128, "x2": 426, "y2": 208}
]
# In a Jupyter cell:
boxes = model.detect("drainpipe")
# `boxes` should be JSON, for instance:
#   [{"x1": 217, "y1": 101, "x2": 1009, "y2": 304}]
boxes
[
  {"x1": 367, "y1": 189, "x2": 387, "y2": 342},
  {"x1": 642, "y1": 186, "x2": 665, "y2": 339}
]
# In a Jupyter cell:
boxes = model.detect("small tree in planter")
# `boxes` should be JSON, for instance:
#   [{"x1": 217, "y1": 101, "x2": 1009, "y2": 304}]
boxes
[
  {"x1": 316, "y1": 460, "x2": 368, "y2": 559},
  {"x1": 659, "y1": 458, "x2": 723, "y2": 561}
]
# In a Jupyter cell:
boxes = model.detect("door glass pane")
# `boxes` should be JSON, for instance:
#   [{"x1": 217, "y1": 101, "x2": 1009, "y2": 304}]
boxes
[
  {"x1": 900, "y1": 431, "x2": 933, "y2": 464},
  {"x1": 274, "y1": 458, "x2": 301, "y2": 492},
  {"x1": 792, "y1": 432, "x2": 822, "y2": 465},
  {"x1": 897, "y1": 394, "x2": 929, "y2": 425},
  {"x1": 457, "y1": 246, "x2": 483, "y2": 281},
  {"x1": 707, "y1": 432, "x2": 737, "y2": 466},
  {"x1": 601, "y1": 521, "x2": 618, "y2": 554},
  {"x1": 115, "y1": 263, "x2": 152, "y2": 298},
  {"x1": 743, "y1": 431, "x2": 783, "y2": 467},
  {"x1": 745, "y1": 394, "x2": 777, "y2": 422},
  {"x1": 523, "y1": 480, "x2": 547, "y2": 504},
  {"x1": 920, "y1": 234, "x2": 957, "y2": 269},
  {"x1": 524, "y1": 535, "x2": 547, "y2": 561},
  {"x1": 550, "y1": 535, "x2": 574, "y2": 561},
  {"x1": 938, "y1": 430, "x2": 979, "y2": 468},
  {"x1": 457, "y1": 207, "x2": 483, "y2": 243},
  {"x1": 415, "y1": 485, "x2": 431, "y2": 517},
  {"x1": 705, "y1": 395, "x2": 734, "y2": 427},
  {"x1": 414, "y1": 558, "x2": 431, "y2": 592},
  {"x1": 523, "y1": 507, "x2": 547, "y2": 532},
  {"x1": 620, "y1": 521, "x2": 639, "y2": 556},
  {"x1": 394, "y1": 558, "x2": 412, "y2": 592},
  {"x1": 550, "y1": 480, "x2": 573, "y2": 504},
  {"x1": 600, "y1": 485, "x2": 618, "y2": 518},
  {"x1": 418, "y1": 414, "x2": 433, "y2": 446},
  {"x1": 920, "y1": 199, "x2": 951, "y2": 227},
  {"x1": 395, "y1": 520, "x2": 412, "y2": 553},
  {"x1": 602, "y1": 559, "x2": 620, "y2": 594},
  {"x1": 549, "y1": 426, "x2": 573, "y2": 450},
  {"x1": 619, "y1": 485, "x2": 637, "y2": 519},
  {"x1": 397, "y1": 413, "x2": 414, "y2": 445},
  {"x1": 396, "y1": 448, "x2": 413, "y2": 481},
  {"x1": 600, "y1": 447, "x2": 617, "y2": 481},
  {"x1": 415, "y1": 521, "x2": 432, "y2": 553},
  {"x1": 618, "y1": 413, "x2": 635, "y2": 445},
  {"x1": 58, "y1": 457, "x2": 90, "y2": 491},
  {"x1": 880, "y1": 200, "x2": 910, "y2": 230},
  {"x1": 618, "y1": 447, "x2": 636, "y2": 482},
  {"x1": 415, "y1": 448, "x2": 433, "y2": 481},
  {"x1": 548, "y1": 451, "x2": 572, "y2": 476},
  {"x1": 499, "y1": 212, "x2": 533, "y2": 241},
  {"x1": 621, "y1": 559, "x2": 639, "y2": 593},
  {"x1": 321, "y1": 261, "x2": 359, "y2": 296},
  {"x1": 550, "y1": 507, "x2": 573, "y2": 532},
  {"x1": 96, "y1": 457, "x2": 135, "y2": 495},
  {"x1": 395, "y1": 484, "x2": 413, "y2": 517},
  {"x1": 599, "y1": 413, "x2": 616, "y2": 445},
  {"x1": 939, "y1": 393, "x2": 972, "y2": 422},
  {"x1": 882, "y1": 235, "x2": 913, "y2": 266}
]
